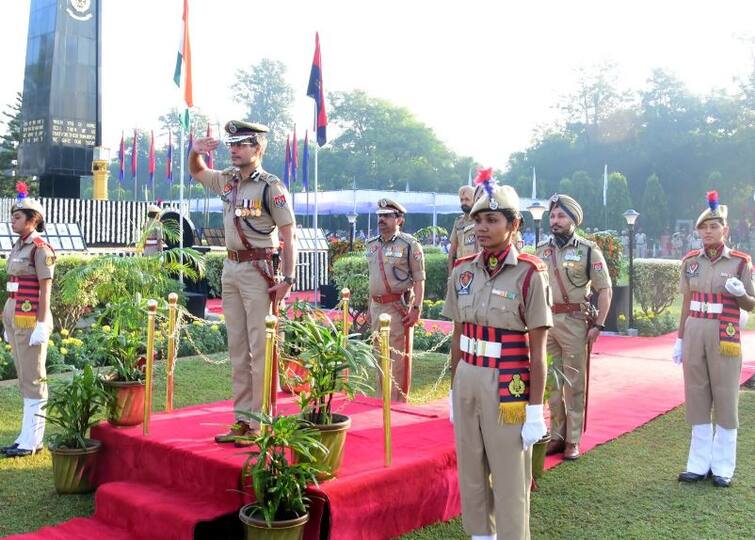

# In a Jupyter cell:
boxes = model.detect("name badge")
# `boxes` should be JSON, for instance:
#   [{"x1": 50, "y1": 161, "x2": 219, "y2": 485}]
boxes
[
  {"x1": 720, "y1": 272, "x2": 733, "y2": 278},
  {"x1": 6, "y1": 282, "x2": 18, "y2": 292},
  {"x1": 564, "y1": 251, "x2": 582, "y2": 262},
  {"x1": 492, "y1": 288, "x2": 518, "y2": 300}
]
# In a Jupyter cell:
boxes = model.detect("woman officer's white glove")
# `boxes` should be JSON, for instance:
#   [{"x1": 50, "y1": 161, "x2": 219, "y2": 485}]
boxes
[
  {"x1": 672, "y1": 338, "x2": 683, "y2": 365},
  {"x1": 521, "y1": 404, "x2": 547, "y2": 450},
  {"x1": 29, "y1": 323, "x2": 49, "y2": 346},
  {"x1": 725, "y1": 277, "x2": 746, "y2": 297},
  {"x1": 448, "y1": 389, "x2": 454, "y2": 424}
]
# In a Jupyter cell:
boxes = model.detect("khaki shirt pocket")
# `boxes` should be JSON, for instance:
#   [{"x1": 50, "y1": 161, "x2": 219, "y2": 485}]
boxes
[{"x1": 489, "y1": 295, "x2": 521, "y2": 329}]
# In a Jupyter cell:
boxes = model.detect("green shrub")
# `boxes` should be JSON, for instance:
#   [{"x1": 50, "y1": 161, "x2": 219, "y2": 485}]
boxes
[
  {"x1": 0, "y1": 343, "x2": 15, "y2": 379},
  {"x1": 633, "y1": 258, "x2": 681, "y2": 317},
  {"x1": 633, "y1": 311, "x2": 677, "y2": 337},
  {"x1": 413, "y1": 325, "x2": 451, "y2": 353},
  {"x1": 205, "y1": 252, "x2": 225, "y2": 298},
  {"x1": 424, "y1": 253, "x2": 449, "y2": 301},
  {"x1": 422, "y1": 246, "x2": 444, "y2": 255},
  {"x1": 328, "y1": 239, "x2": 366, "y2": 273},
  {"x1": 588, "y1": 232, "x2": 624, "y2": 284},
  {"x1": 422, "y1": 299, "x2": 448, "y2": 321},
  {"x1": 332, "y1": 255, "x2": 369, "y2": 313},
  {"x1": 177, "y1": 320, "x2": 228, "y2": 357}
]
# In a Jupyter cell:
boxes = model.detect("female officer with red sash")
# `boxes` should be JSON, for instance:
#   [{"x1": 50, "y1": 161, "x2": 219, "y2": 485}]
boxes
[
  {"x1": 1, "y1": 183, "x2": 55, "y2": 458},
  {"x1": 443, "y1": 171, "x2": 552, "y2": 540},
  {"x1": 674, "y1": 191, "x2": 754, "y2": 487}
]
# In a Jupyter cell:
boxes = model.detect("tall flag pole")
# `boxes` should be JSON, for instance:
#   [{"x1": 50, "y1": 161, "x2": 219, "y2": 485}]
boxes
[
  {"x1": 205, "y1": 124, "x2": 214, "y2": 169},
  {"x1": 302, "y1": 130, "x2": 309, "y2": 225},
  {"x1": 307, "y1": 32, "x2": 327, "y2": 303},
  {"x1": 148, "y1": 130, "x2": 156, "y2": 201},
  {"x1": 467, "y1": 166, "x2": 472, "y2": 186},
  {"x1": 291, "y1": 125, "x2": 298, "y2": 213},
  {"x1": 603, "y1": 164, "x2": 608, "y2": 229},
  {"x1": 131, "y1": 129, "x2": 138, "y2": 201},
  {"x1": 173, "y1": 0, "x2": 193, "y2": 279},
  {"x1": 531, "y1": 167, "x2": 537, "y2": 200},
  {"x1": 118, "y1": 131, "x2": 125, "y2": 201},
  {"x1": 283, "y1": 136, "x2": 291, "y2": 188},
  {"x1": 165, "y1": 130, "x2": 173, "y2": 185}
]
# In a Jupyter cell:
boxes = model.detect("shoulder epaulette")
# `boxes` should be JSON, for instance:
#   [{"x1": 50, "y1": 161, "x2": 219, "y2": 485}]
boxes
[
  {"x1": 221, "y1": 167, "x2": 238, "y2": 177},
  {"x1": 730, "y1": 250, "x2": 751, "y2": 262},
  {"x1": 453, "y1": 254, "x2": 477, "y2": 268},
  {"x1": 517, "y1": 252, "x2": 546, "y2": 272},
  {"x1": 32, "y1": 237, "x2": 52, "y2": 251},
  {"x1": 397, "y1": 232, "x2": 417, "y2": 245},
  {"x1": 575, "y1": 236, "x2": 598, "y2": 249},
  {"x1": 682, "y1": 249, "x2": 701, "y2": 261},
  {"x1": 366, "y1": 235, "x2": 380, "y2": 243},
  {"x1": 258, "y1": 171, "x2": 281, "y2": 186},
  {"x1": 536, "y1": 239, "x2": 550, "y2": 249}
]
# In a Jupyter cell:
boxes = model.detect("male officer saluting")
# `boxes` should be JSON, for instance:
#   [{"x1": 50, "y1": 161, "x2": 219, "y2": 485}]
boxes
[
  {"x1": 190, "y1": 121, "x2": 296, "y2": 443},
  {"x1": 366, "y1": 198, "x2": 425, "y2": 402},
  {"x1": 536, "y1": 194, "x2": 612, "y2": 460},
  {"x1": 448, "y1": 185, "x2": 478, "y2": 272}
]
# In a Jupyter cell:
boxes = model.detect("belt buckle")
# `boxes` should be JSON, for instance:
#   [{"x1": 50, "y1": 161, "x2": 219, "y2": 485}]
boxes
[{"x1": 700, "y1": 302, "x2": 709, "y2": 313}]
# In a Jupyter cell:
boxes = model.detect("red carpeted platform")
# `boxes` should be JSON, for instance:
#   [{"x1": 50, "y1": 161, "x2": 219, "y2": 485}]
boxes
[{"x1": 8, "y1": 331, "x2": 755, "y2": 540}]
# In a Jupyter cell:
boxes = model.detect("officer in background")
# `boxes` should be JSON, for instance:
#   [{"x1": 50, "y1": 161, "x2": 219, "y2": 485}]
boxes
[
  {"x1": 190, "y1": 121, "x2": 297, "y2": 442},
  {"x1": 141, "y1": 204, "x2": 164, "y2": 255},
  {"x1": 366, "y1": 198, "x2": 425, "y2": 402},
  {"x1": 448, "y1": 185, "x2": 478, "y2": 272},
  {"x1": 536, "y1": 194, "x2": 612, "y2": 460},
  {"x1": 674, "y1": 192, "x2": 754, "y2": 487},
  {"x1": 2, "y1": 184, "x2": 55, "y2": 458},
  {"x1": 443, "y1": 178, "x2": 551, "y2": 540}
]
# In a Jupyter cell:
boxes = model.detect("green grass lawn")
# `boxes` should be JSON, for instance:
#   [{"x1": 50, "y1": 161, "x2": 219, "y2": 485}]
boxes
[{"x1": 1, "y1": 351, "x2": 753, "y2": 539}]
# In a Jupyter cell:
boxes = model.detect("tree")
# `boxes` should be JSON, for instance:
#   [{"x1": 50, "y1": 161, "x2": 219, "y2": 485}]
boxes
[
  {"x1": 606, "y1": 172, "x2": 633, "y2": 232},
  {"x1": 640, "y1": 174, "x2": 669, "y2": 237},
  {"x1": 0, "y1": 92, "x2": 23, "y2": 197}
]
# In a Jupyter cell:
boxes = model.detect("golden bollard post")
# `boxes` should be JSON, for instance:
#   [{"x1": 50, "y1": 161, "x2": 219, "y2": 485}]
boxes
[
  {"x1": 261, "y1": 315, "x2": 278, "y2": 421},
  {"x1": 341, "y1": 288, "x2": 351, "y2": 345},
  {"x1": 165, "y1": 293, "x2": 179, "y2": 412},
  {"x1": 91, "y1": 146, "x2": 110, "y2": 200},
  {"x1": 143, "y1": 299, "x2": 158, "y2": 435},
  {"x1": 379, "y1": 314, "x2": 392, "y2": 467}
]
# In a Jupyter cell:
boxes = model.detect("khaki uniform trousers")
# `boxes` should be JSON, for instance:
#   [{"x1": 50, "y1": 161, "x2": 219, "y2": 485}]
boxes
[
  {"x1": 222, "y1": 259, "x2": 271, "y2": 426},
  {"x1": 3, "y1": 301, "x2": 50, "y2": 400},
  {"x1": 682, "y1": 318, "x2": 741, "y2": 429},
  {"x1": 453, "y1": 360, "x2": 531, "y2": 540},
  {"x1": 370, "y1": 301, "x2": 411, "y2": 402},
  {"x1": 547, "y1": 313, "x2": 588, "y2": 443}
]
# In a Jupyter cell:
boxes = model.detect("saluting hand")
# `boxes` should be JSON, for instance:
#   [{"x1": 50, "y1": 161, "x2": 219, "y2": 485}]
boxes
[{"x1": 192, "y1": 137, "x2": 220, "y2": 155}]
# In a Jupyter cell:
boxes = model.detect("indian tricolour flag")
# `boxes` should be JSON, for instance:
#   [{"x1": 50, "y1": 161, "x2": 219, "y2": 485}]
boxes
[{"x1": 173, "y1": 0, "x2": 193, "y2": 128}]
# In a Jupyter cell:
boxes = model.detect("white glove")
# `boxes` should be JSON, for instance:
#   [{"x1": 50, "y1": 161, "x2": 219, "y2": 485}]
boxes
[
  {"x1": 521, "y1": 404, "x2": 547, "y2": 450},
  {"x1": 29, "y1": 323, "x2": 49, "y2": 346},
  {"x1": 448, "y1": 389, "x2": 454, "y2": 424},
  {"x1": 725, "y1": 277, "x2": 746, "y2": 297},
  {"x1": 672, "y1": 338, "x2": 683, "y2": 366},
  {"x1": 741, "y1": 309, "x2": 750, "y2": 330},
  {"x1": 3, "y1": 328, "x2": 8, "y2": 343}
]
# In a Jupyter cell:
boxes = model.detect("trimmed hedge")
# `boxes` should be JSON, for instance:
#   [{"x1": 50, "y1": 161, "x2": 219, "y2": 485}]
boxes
[
  {"x1": 205, "y1": 252, "x2": 225, "y2": 298},
  {"x1": 633, "y1": 258, "x2": 681, "y2": 317}
]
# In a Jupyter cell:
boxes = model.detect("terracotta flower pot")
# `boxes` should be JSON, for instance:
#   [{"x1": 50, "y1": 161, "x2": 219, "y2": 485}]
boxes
[
  {"x1": 295, "y1": 413, "x2": 351, "y2": 480},
  {"x1": 49, "y1": 439, "x2": 102, "y2": 494},
  {"x1": 239, "y1": 504, "x2": 308, "y2": 540},
  {"x1": 104, "y1": 379, "x2": 145, "y2": 427},
  {"x1": 280, "y1": 357, "x2": 310, "y2": 395}
]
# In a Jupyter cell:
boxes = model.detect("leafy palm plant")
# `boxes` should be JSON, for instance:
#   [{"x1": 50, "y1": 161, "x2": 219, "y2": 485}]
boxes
[
  {"x1": 42, "y1": 365, "x2": 110, "y2": 449},
  {"x1": 285, "y1": 314, "x2": 377, "y2": 425},
  {"x1": 240, "y1": 413, "x2": 326, "y2": 526}
]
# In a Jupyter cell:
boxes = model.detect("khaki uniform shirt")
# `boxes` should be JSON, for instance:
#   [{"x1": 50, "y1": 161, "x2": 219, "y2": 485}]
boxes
[
  {"x1": 8, "y1": 233, "x2": 55, "y2": 282},
  {"x1": 443, "y1": 247, "x2": 553, "y2": 331},
  {"x1": 536, "y1": 235, "x2": 612, "y2": 303},
  {"x1": 679, "y1": 246, "x2": 754, "y2": 297},
  {"x1": 193, "y1": 167, "x2": 295, "y2": 250},
  {"x1": 366, "y1": 232, "x2": 426, "y2": 296},
  {"x1": 451, "y1": 214, "x2": 478, "y2": 259}
]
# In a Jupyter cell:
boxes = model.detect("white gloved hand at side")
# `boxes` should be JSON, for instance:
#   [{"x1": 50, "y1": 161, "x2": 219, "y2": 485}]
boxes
[
  {"x1": 725, "y1": 277, "x2": 746, "y2": 297},
  {"x1": 741, "y1": 309, "x2": 750, "y2": 330},
  {"x1": 29, "y1": 323, "x2": 49, "y2": 346},
  {"x1": 3, "y1": 328, "x2": 8, "y2": 343},
  {"x1": 672, "y1": 338, "x2": 683, "y2": 365},
  {"x1": 521, "y1": 404, "x2": 547, "y2": 450},
  {"x1": 448, "y1": 389, "x2": 454, "y2": 424}
]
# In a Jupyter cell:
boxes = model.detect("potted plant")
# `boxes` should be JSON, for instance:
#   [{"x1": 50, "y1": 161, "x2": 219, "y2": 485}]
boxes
[
  {"x1": 279, "y1": 300, "x2": 316, "y2": 395},
  {"x1": 42, "y1": 364, "x2": 110, "y2": 494},
  {"x1": 100, "y1": 324, "x2": 149, "y2": 427},
  {"x1": 238, "y1": 413, "x2": 326, "y2": 540},
  {"x1": 285, "y1": 313, "x2": 377, "y2": 479}
]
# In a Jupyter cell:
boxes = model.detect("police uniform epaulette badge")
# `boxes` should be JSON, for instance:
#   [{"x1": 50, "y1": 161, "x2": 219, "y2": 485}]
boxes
[
  {"x1": 453, "y1": 254, "x2": 477, "y2": 268},
  {"x1": 517, "y1": 252, "x2": 546, "y2": 272},
  {"x1": 259, "y1": 171, "x2": 280, "y2": 185},
  {"x1": 221, "y1": 167, "x2": 238, "y2": 177},
  {"x1": 33, "y1": 237, "x2": 56, "y2": 265},
  {"x1": 536, "y1": 239, "x2": 550, "y2": 249},
  {"x1": 576, "y1": 236, "x2": 597, "y2": 248},
  {"x1": 682, "y1": 249, "x2": 701, "y2": 260},
  {"x1": 366, "y1": 235, "x2": 379, "y2": 243},
  {"x1": 730, "y1": 250, "x2": 751, "y2": 263}
]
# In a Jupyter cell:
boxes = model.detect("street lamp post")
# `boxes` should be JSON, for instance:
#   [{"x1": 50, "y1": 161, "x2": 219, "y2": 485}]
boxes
[
  {"x1": 527, "y1": 201, "x2": 547, "y2": 246},
  {"x1": 623, "y1": 209, "x2": 640, "y2": 329},
  {"x1": 347, "y1": 211, "x2": 358, "y2": 252}
]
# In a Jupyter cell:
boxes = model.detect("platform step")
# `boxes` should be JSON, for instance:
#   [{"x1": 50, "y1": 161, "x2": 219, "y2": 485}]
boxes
[
  {"x1": 5, "y1": 517, "x2": 136, "y2": 540},
  {"x1": 94, "y1": 481, "x2": 241, "y2": 540}
]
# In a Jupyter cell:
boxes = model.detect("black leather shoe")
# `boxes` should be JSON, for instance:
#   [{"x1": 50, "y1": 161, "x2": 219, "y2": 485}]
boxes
[
  {"x1": 1, "y1": 443, "x2": 19, "y2": 455},
  {"x1": 3, "y1": 447, "x2": 42, "y2": 458},
  {"x1": 678, "y1": 471, "x2": 708, "y2": 482},
  {"x1": 711, "y1": 475, "x2": 732, "y2": 488}
]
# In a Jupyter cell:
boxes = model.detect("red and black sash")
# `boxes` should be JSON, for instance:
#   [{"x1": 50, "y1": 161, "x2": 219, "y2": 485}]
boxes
[
  {"x1": 9, "y1": 275, "x2": 40, "y2": 329},
  {"x1": 461, "y1": 321, "x2": 530, "y2": 423},
  {"x1": 689, "y1": 291, "x2": 741, "y2": 356}
]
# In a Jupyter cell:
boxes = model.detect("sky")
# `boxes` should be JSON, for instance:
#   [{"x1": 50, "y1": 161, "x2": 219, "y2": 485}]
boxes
[{"x1": 1, "y1": 0, "x2": 755, "y2": 171}]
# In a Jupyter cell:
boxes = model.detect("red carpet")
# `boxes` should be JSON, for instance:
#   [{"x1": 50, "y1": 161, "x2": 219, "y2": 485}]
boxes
[{"x1": 8, "y1": 332, "x2": 755, "y2": 540}]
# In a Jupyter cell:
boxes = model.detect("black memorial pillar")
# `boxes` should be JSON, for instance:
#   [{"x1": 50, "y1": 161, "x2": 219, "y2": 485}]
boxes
[{"x1": 18, "y1": 0, "x2": 102, "y2": 199}]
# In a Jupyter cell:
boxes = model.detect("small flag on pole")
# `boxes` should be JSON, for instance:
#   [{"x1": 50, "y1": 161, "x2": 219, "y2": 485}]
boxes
[
  {"x1": 166, "y1": 131, "x2": 173, "y2": 183},
  {"x1": 302, "y1": 130, "x2": 309, "y2": 191},
  {"x1": 131, "y1": 129, "x2": 138, "y2": 180},
  {"x1": 603, "y1": 164, "x2": 608, "y2": 206},
  {"x1": 205, "y1": 124, "x2": 213, "y2": 169},
  {"x1": 307, "y1": 32, "x2": 328, "y2": 146},
  {"x1": 118, "y1": 131, "x2": 125, "y2": 183},
  {"x1": 283, "y1": 136, "x2": 291, "y2": 188},
  {"x1": 148, "y1": 130, "x2": 156, "y2": 189},
  {"x1": 291, "y1": 125, "x2": 298, "y2": 186},
  {"x1": 174, "y1": 0, "x2": 193, "y2": 128}
]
